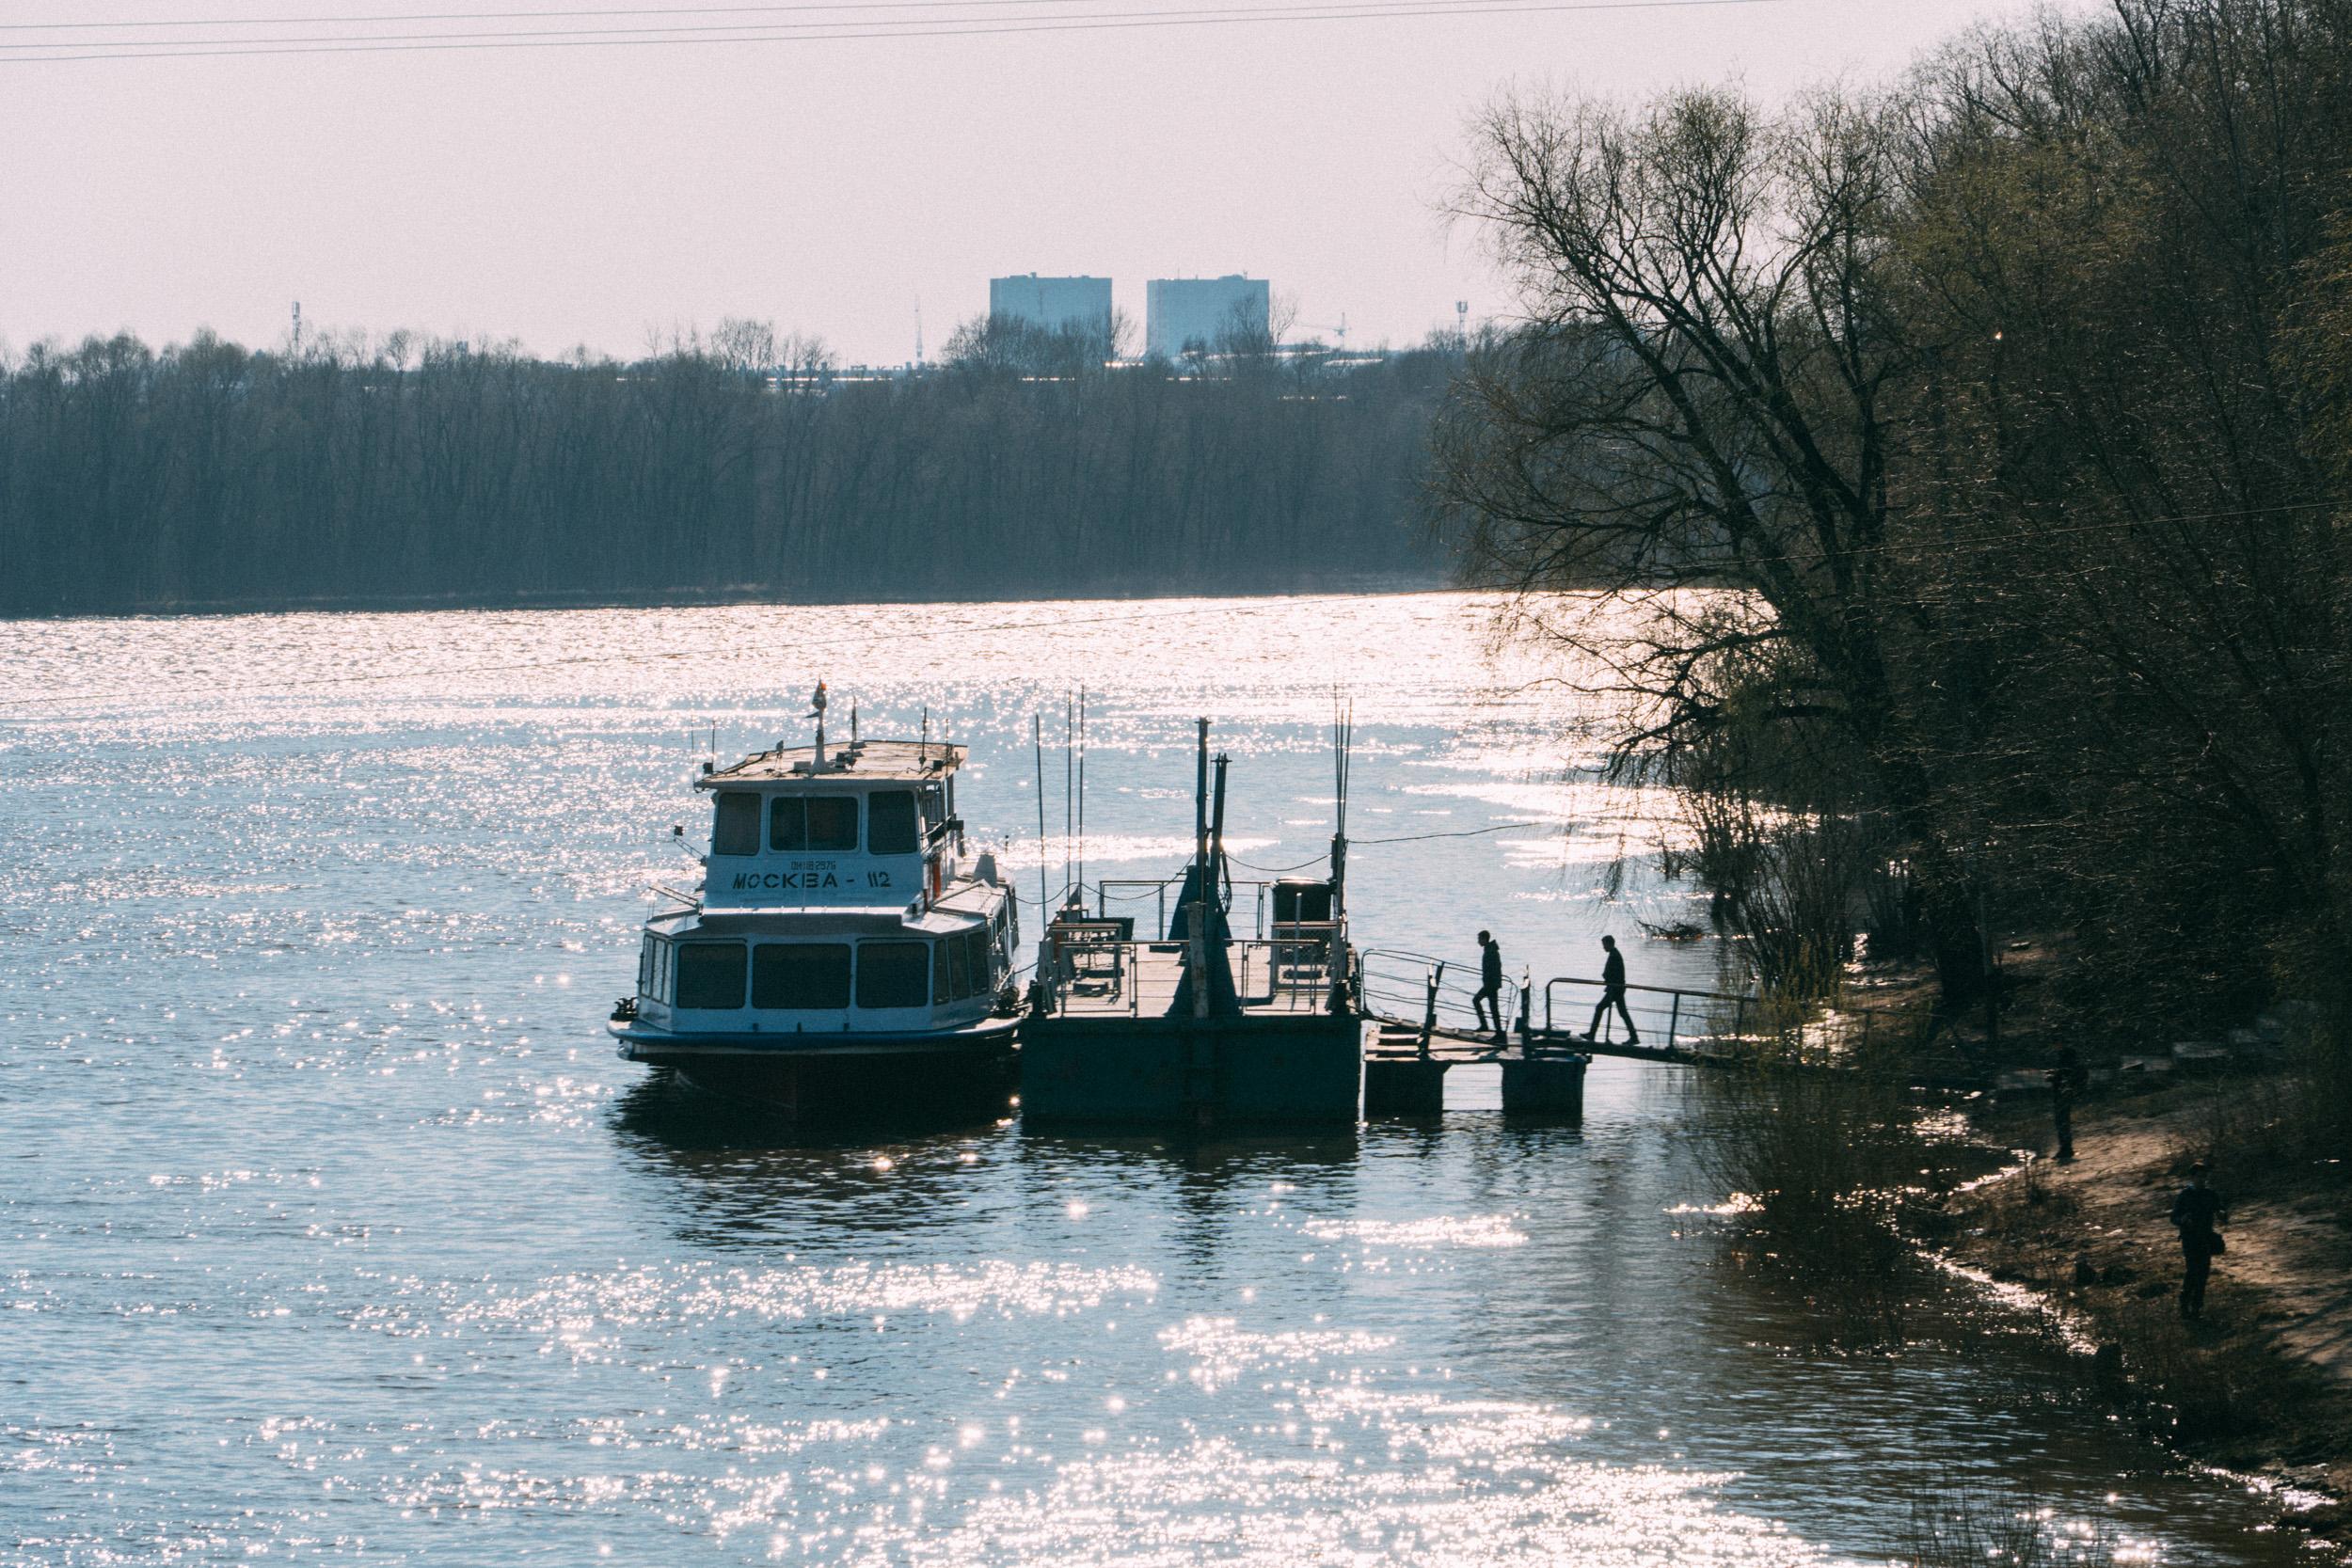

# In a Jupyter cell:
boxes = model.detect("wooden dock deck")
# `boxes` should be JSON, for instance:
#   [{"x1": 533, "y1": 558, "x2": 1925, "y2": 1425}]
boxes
[
  {"x1": 1021, "y1": 937, "x2": 1360, "y2": 1127},
  {"x1": 1048, "y1": 938, "x2": 1340, "y2": 1021}
]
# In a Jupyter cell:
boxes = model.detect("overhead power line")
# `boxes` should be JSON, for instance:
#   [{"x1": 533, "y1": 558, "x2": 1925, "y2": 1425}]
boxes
[
  {"x1": 0, "y1": 0, "x2": 1801, "y2": 61},
  {"x1": 0, "y1": 0, "x2": 1787, "y2": 51},
  {"x1": 0, "y1": 0, "x2": 1515, "y2": 23},
  {"x1": 0, "y1": 0, "x2": 1466, "y2": 34}
]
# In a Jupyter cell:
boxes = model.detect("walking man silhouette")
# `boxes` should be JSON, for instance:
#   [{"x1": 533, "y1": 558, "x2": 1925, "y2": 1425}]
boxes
[
  {"x1": 1583, "y1": 934, "x2": 1638, "y2": 1044},
  {"x1": 1472, "y1": 929, "x2": 1505, "y2": 1042}
]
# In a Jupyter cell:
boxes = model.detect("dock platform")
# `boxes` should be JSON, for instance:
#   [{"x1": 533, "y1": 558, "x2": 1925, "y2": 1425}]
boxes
[
  {"x1": 1361, "y1": 1024, "x2": 1591, "y2": 1117},
  {"x1": 1020, "y1": 939, "x2": 1362, "y2": 1127},
  {"x1": 1015, "y1": 935, "x2": 1942, "y2": 1125}
]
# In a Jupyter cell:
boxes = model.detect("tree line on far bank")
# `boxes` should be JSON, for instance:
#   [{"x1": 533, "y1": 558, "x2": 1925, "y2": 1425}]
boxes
[
  {"x1": 1437, "y1": 0, "x2": 2351, "y2": 1142},
  {"x1": 0, "y1": 318, "x2": 1452, "y2": 617}
]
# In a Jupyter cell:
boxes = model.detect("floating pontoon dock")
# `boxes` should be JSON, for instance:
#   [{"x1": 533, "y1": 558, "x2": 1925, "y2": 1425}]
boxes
[{"x1": 1013, "y1": 717, "x2": 1931, "y2": 1130}]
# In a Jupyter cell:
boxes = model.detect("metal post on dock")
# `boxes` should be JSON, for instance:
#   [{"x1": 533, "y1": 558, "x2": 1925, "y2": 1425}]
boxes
[
  {"x1": 1189, "y1": 904, "x2": 1210, "y2": 1021},
  {"x1": 1667, "y1": 991, "x2": 1681, "y2": 1053},
  {"x1": 1517, "y1": 973, "x2": 1532, "y2": 1050},
  {"x1": 1420, "y1": 964, "x2": 1441, "y2": 1059},
  {"x1": 1189, "y1": 720, "x2": 1210, "y2": 1021}
]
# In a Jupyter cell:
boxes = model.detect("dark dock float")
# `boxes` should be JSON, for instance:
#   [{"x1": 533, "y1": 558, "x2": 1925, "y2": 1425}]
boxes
[
  {"x1": 1363, "y1": 1023, "x2": 1589, "y2": 1117},
  {"x1": 1021, "y1": 1005, "x2": 1364, "y2": 1127}
]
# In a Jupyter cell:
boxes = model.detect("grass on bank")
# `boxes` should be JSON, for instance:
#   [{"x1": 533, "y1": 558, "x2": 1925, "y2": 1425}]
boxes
[{"x1": 1891, "y1": 1486, "x2": 2121, "y2": 1568}]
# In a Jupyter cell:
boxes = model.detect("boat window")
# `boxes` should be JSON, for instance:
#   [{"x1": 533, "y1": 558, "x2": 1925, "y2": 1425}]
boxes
[
  {"x1": 932, "y1": 940, "x2": 953, "y2": 1005},
  {"x1": 1274, "y1": 880, "x2": 1333, "y2": 925},
  {"x1": 656, "y1": 941, "x2": 673, "y2": 1002},
  {"x1": 946, "y1": 932, "x2": 972, "y2": 999},
  {"x1": 712, "y1": 792, "x2": 761, "y2": 857},
  {"x1": 638, "y1": 938, "x2": 655, "y2": 996},
  {"x1": 867, "y1": 791, "x2": 919, "y2": 855},
  {"x1": 675, "y1": 942, "x2": 747, "y2": 1008},
  {"x1": 753, "y1": 942, "x2": 850, "y2": 1009},
  {"x1": 917, "y1": 784, "x2": 946, "y2": 835},
  {"x1": 771, "y1": 796, "x2": 860, "y2": 852},
  {"x1": 855, "y1": 941, "x2": 929, "y2": 1009},
  {"x1": 965, "y1": 927, "x2": 993, "y2": 993},
  {"x1": 807, "y1": 797, "x2": 858, "y2": 850}
]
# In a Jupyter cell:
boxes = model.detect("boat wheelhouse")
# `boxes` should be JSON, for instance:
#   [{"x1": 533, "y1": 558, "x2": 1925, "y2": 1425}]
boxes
[{"x1": 610, "y1": 702, "x2": 1019, "y2": 1115}]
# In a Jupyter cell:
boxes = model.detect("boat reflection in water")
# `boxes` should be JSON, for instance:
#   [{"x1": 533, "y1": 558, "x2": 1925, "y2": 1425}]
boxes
[{"x1": 610, "y1": 685, "x2": 1020, "y2": 1119}]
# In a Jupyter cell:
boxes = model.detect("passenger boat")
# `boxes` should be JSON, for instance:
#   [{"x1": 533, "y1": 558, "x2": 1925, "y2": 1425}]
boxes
[{"x1": 609, "y1": 689, "x2": 1021, "y2": 1117}]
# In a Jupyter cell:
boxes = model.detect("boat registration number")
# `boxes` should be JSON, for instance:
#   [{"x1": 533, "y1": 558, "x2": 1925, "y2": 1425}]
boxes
[{"x1": 726, "y1": 866, "x2": 894, "y2": 892}]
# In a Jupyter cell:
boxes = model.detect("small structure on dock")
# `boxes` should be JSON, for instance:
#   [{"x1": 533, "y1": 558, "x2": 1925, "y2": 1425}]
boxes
[{"x1": 1019, "y1": 721, "x2": 1362, "y2": 1127}]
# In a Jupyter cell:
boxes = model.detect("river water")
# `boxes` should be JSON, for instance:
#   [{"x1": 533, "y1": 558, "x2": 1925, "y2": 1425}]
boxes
[{"x1": 0, "y1": 593, "x2": 2312, "y2": 1565}]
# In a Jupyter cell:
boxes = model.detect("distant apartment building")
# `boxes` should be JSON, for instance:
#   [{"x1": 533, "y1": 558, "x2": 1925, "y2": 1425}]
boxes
[
  {"x1": 1146, "y1": 275, "x2": 1271, "y2": 358},
  {"x1": 988, "y1": 275, "x2": 1114, "y2": 335}
]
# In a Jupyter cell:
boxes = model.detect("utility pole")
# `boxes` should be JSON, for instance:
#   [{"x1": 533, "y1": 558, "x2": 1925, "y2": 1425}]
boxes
[
  {"x1": 290, "y1": 300, "x2": 302, "y2": 356},
  {"x1": 914, "y1": 296, "x2": 924, "y2": 369},
  {"x1": 1455, "y1": 299, "x2": 1468, "y2": 351}
]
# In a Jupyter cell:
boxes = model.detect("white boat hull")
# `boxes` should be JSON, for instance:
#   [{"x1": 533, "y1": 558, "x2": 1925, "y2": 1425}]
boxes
[{"x1": 608, "y1": 1016, "x2": 1019, "y2": 1117}]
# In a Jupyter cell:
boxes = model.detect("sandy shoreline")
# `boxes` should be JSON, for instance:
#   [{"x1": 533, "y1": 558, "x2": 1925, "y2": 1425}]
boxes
[{"x1": 1932, "y1": 1088, "x2": 2352, "y2": 1536}]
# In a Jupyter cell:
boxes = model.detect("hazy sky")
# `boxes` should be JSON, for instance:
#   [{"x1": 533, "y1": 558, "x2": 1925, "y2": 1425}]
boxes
[{"x1": 4, "y1": 0, "x2": 2066, "y2": 366}]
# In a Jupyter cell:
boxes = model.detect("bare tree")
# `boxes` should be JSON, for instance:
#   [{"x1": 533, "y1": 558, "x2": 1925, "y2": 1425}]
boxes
[{"x1": 1437, "y1": 82, "x2": 1991, "y2": 1002}]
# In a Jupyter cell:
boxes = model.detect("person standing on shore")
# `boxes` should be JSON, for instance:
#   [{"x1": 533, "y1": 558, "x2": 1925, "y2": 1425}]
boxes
[
  {"x1": 2047, "y1": 1044, "x2": 2085, "y2": 1163},
  {"x1": 2169, "y1": 1162, "x2": 2227, "y2": 1319},
  {"x1": 1582, "y1": 934, "x2": 1639, "y2": 1045}
]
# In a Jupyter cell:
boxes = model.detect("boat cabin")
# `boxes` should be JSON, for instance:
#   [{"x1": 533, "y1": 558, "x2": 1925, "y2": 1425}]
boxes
[
  {"x1": 629, "y1": 892, "x2": 1016, "y2": 1037},
  {"x1": 697, "y1": 737, "x2": 964, "y2": 911},
  {"x1": 621, "y1": 734, "x2": 1017, "y2": 1039}
]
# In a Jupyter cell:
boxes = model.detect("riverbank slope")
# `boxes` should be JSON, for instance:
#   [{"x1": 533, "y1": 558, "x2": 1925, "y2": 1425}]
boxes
[{"x1": 1939, "y1": 1081, "x2": 2352, "y2": 1530}]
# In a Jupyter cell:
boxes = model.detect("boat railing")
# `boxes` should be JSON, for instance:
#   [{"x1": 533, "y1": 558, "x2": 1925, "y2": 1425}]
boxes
[
  {"x1": 1090, "y1": 878, "x2": 1334, "y2": 942},
  {"x1": 1357, "y1": 946, "x2": 1524, "y2": 1042},
  {"x1": 1536, "y1": 974, "x2": 1923, "y2": 1057},
  {"x1": 1042, "y1": 935, "x2": 1341, "y2": 1017}
]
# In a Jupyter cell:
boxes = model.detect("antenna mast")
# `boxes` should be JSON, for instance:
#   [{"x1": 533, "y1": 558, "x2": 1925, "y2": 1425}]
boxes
[
  {"x1": 291, "y1": 300, "x2": 302, "y2": 356},
  {"x1": 1331, "y1": 690, "x2": 1353, "y2": 918},
  {"x1": 1063, "y1": 693, "x2": 1074, "y2": 909},
  {"x1": 1075, "y1": 686, "x2": 1087, "y2": 902},
  {"x1": 1033, "y1": 715, "x2": 1050, "y2": 915}
]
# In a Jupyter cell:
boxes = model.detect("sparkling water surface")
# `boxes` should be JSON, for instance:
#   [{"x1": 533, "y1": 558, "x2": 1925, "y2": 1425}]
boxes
[{"x1": 0, "y1": 594, "x2": 2309, "y2": 1564}]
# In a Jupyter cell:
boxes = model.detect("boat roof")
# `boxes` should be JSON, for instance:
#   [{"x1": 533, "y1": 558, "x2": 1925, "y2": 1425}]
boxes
[
  {"x1": 649, "y1": 901, "x2": 996, "y2": 939},
  {"x1": 649, "y1": 877, "x2": 1005, "y2": 936},
  {"x1": 701, "y1": 738, "x2": 965, "y2": 788}
]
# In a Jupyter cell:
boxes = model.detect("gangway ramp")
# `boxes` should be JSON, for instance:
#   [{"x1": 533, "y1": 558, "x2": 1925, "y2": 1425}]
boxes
[{"x1": 1353, "y1": 947, "x2": 1932, "y2": 1115}]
